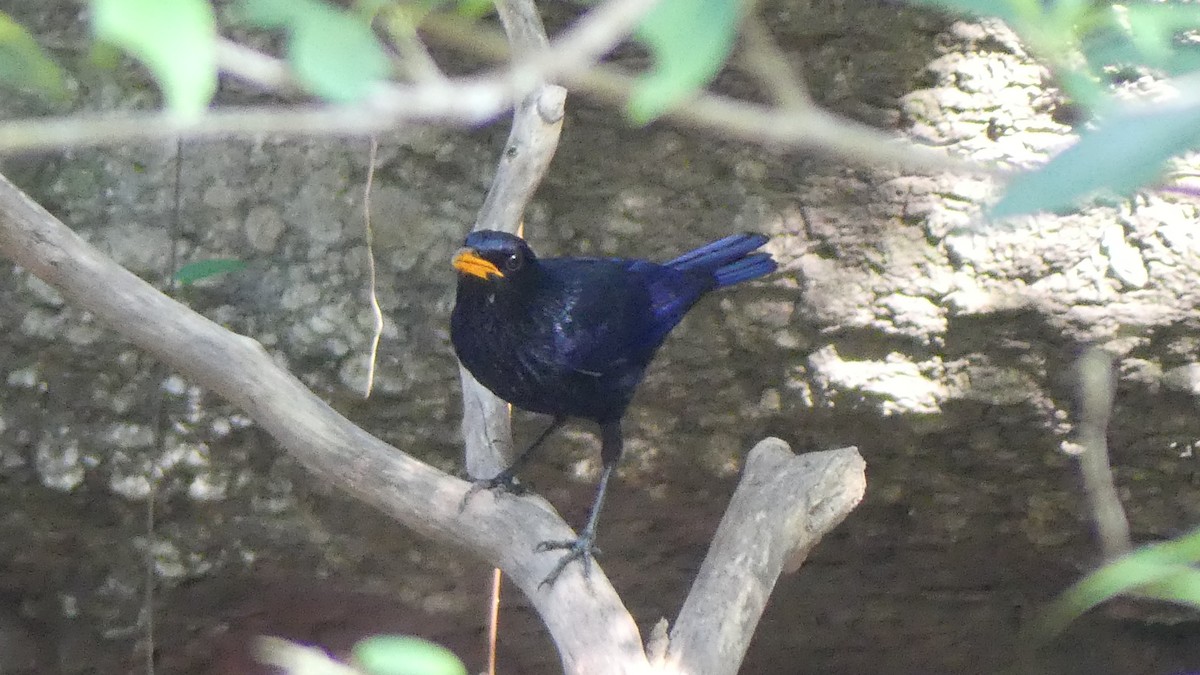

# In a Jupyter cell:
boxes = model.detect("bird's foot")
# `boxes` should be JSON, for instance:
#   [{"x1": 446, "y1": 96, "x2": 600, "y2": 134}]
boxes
[
  {"x1": 459, "y1": 471, "x2": 526, "y2": 513},
  {"x1": 535, "y1": 532, "x2": 601, "y2": 588}
]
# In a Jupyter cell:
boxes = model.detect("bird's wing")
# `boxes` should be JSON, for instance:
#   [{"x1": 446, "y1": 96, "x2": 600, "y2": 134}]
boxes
[
  {"x1": 623, "y1": 260, "x2": 710, "y2": 347},
  {"x1": 533, "y1": 260, "x2": 657, "y2": 376},
  {"x1": 545, "y1": 255, "x2": 737, "y2": 370}
]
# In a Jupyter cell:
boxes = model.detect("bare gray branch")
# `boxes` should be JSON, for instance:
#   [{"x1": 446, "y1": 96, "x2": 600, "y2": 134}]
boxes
[{"x1": 664, "y1": 440, "x2": 865, "y2": 675}]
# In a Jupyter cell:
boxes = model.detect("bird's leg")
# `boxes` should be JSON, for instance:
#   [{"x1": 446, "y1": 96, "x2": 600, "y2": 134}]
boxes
[
  {"x1": 536, "y1": 421, "x2": 622, "y2": 587},
  {"x1": 464, "y1": 417, "x2": 565, "y2": 504},
  {"x1": 536, "y1": 461, "x2": 613, "y2": 587}
]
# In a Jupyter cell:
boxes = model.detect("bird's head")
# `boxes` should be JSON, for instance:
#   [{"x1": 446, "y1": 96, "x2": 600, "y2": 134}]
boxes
[{"x1": 451, "y1": 230, "x2": 536, "y2": 283}]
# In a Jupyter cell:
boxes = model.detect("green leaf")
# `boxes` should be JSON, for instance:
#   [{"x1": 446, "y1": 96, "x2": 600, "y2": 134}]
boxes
[
  {"x1": 1083, "y1": 3, "x2": 1200, "y2": 75},
  {"x1": 1123, "y1": 3, "x2": 1200, "y2": 64},
  {"x1": 91, "y1": 0, "x2": 217, "y2": 117},
  {"x1": 236, "y1": 0, "x2": 391, "y2": 102},
  {"x1": 991, "y1": 98, "x2": 1200, "y2": 217},
  {"x1": 454, "y1": 0, "x2": 494, "y2": 20},
  {"x1": 353, "y1": 636, "x2": 467, "y2": 675},
  {"x1": 290, "y1": 11, "x2": 390, "y2": 101},
  {"x1": 175, "y1": 258, "x2": 247, "y2": 285},
  {"x1": 0, "y1": 11, "x2": 71, "y2": 103},
  {"x1": 1138, "y1": 567, "x2": 1200, "y2": 607},
  {"x1": 628, "y1": 0, "x2": 739, "y2": 123},
  {"x1": 235, "y1": 0, "x2": 305, "y2": 28},
  {"x1": 1033, "y1": 527, "x2": 1200, "y2": 640}
]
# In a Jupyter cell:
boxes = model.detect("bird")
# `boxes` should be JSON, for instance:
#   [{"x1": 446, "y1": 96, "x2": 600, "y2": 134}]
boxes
[{"x1": 450, "y1": 229, "x2": 776, "y2": 586}]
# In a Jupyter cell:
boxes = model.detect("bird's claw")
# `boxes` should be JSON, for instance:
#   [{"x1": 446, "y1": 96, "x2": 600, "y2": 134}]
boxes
[
  {"x1": 536, "y1": 534, "x2": 601, "y2": 588},
  {"x1": 458, "y1": 472, "x2": 525, "y2": 513}
]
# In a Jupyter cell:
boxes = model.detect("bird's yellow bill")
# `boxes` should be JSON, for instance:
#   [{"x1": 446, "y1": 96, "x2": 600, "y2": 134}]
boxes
[{"x1": 452, "y1": 248, "x2": 504, "y2": 280}]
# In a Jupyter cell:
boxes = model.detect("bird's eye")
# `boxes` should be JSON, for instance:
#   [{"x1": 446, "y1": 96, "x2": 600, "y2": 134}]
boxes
[{"x1": 504, "y1": 252, "x2": 522, "y2": 272}]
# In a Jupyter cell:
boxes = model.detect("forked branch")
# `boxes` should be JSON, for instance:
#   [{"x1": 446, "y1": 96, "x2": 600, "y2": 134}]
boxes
[{"x1": 0, "y1": 170, "x2": 866, "y2": 674}]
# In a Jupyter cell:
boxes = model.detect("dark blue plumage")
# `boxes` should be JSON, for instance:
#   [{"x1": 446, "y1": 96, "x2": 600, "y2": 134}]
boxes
[{"x1": 450, "y1": 230, "x2": 775, "y2": 584}]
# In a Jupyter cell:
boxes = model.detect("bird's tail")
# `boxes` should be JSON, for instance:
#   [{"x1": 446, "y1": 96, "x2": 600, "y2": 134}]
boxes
[{"x1": 666, "y1": 233, "x2": 776, "y2": 288}]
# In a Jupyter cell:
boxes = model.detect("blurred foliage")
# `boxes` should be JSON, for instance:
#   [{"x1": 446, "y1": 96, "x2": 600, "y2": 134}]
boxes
[
  {"x1": 257, "y1": 635, "x2": 467, "y2": 675},
  {"x1": 0, "y1": 9, "x2": 71, "y2": 104},
  {"x1": 628, "y1": 0, "x2": 740, "y2": 122},
  {"x1": 914, "y1": 0, "x2": 1200, "y2": 108},
  {"x1": 353, "y1": 635, "x2": 468, "y2": 675},
  {"x1": 913, "y1": 0, "x2": 1200, "y2": 215},
  {"x1": 234, "y1": 0, "x2": 391, "y2": 102},
  {"x1": 65, "y1": 0, "x2": 740, "y2": 121},
  {"x1": 992, "y1": 93, "x2": 1200, "y2": 217},
  {"x1": 91, "y1": 0, "x2": 217, "y2": 116},
  {"x1": 0, "y1": 0, "x2": 1185, "y2": 211},
  {"x1": 1032, "y1": 527, "x2": 1200, "y2": 642}
]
